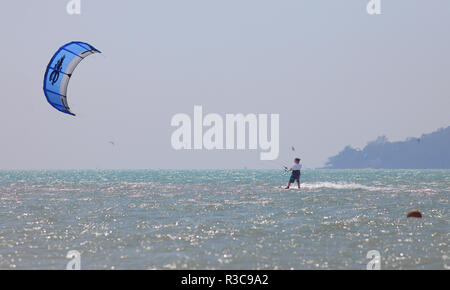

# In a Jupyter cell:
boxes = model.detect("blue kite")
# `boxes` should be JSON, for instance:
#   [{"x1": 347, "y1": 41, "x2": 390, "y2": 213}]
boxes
[{"x1": 43, "y1": 42, "x2": 101, "y2": 116}]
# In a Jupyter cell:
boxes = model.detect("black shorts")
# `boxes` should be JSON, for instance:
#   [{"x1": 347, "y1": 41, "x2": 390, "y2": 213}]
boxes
[{"x1": 289, "y1": 171, "x2": 301, "y2": 183}]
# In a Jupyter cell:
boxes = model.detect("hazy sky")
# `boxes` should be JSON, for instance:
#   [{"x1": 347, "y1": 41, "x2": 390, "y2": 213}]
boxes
[{"x1": 1, "y1": 0, "x2": 449, "y2": 169}]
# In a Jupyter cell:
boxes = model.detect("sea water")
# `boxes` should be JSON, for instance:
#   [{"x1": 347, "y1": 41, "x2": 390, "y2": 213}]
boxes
[{"x1": 0, "y1": 170, "x2": 448, "y2": 269}]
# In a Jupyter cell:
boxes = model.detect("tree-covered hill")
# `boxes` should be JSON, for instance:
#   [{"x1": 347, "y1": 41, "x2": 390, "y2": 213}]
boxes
[{"x1": 324, "y1": 126, "x2": 450, "y2": 169}]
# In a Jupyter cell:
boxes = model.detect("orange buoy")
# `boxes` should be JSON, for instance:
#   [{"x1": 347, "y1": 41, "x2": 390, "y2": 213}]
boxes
[{"x1": 407, "y1": 209, "x2": 422, "y2": 218}]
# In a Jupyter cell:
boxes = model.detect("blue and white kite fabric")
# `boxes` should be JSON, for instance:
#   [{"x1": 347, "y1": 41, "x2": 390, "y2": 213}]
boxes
[{"x1": 43, "y1": 41, "x2": 101, "y2": 116}]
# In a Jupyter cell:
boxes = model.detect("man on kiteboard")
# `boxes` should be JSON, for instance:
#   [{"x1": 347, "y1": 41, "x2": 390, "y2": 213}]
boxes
[{"x1": 285, "y1": 158, "x2": 302, "y2": 189}]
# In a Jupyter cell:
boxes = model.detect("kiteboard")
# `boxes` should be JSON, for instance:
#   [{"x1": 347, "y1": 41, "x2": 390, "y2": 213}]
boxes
[{"x1": 278, "y1": 186, "x2": 301, "y2": 190}]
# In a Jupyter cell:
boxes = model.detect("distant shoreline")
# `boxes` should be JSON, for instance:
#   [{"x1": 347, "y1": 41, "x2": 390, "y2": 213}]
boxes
[{"x1": 324, "y1": 126, "x2": 450, "y2": 170}]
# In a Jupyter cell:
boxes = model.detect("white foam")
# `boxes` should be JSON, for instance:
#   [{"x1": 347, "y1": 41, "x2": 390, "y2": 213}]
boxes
[{"x1": 300, "y1": 182, "x2": 383, "y2": 191}]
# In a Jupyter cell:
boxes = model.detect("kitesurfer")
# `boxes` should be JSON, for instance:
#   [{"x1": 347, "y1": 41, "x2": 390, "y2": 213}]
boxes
[{"x1": 285, "y1": 158, "x2": 302, "y2": 189}]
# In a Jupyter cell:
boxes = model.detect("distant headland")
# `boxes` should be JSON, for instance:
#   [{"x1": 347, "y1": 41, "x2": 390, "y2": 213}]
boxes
[{"x1": 324, "y1": 126, "x2": 450, "y2": 169}]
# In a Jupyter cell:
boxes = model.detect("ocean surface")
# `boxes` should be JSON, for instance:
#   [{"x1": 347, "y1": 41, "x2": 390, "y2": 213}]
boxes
[{"x1": 0, "y1": 169, "x2": 448, "y2": 270}]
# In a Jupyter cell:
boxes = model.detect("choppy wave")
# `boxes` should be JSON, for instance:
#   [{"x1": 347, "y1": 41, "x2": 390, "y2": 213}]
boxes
[{"x1": 0, "y1": 169, "x2": 448, "y2": 269}]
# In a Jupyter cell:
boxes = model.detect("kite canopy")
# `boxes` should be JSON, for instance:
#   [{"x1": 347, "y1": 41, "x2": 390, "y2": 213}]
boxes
[{"x1": 43, "y1": 41, "x2": 101, "y2": 116}]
